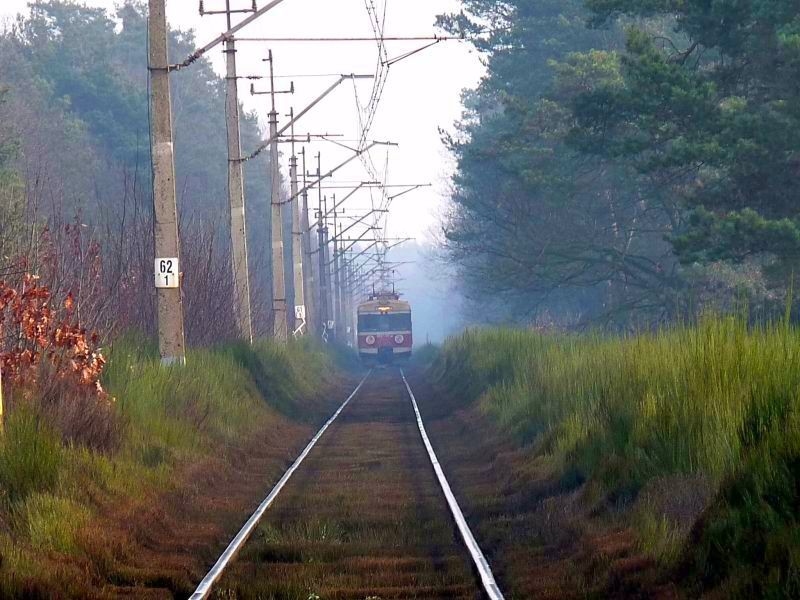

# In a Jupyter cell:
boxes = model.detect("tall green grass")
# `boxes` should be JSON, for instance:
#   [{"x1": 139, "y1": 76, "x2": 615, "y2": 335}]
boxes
[
  {"x1": 0, "y1": 337, "x2": 338, "y2": 592},
  {"x1": 433, "y1": 316, "x2": 800, "y2": 597},
  {"x1": 0, "y1": 409, "x2": 64, "y2": 504},
  {"x1": 102, "y1": 338, "x2": 337, "y2": 463}
]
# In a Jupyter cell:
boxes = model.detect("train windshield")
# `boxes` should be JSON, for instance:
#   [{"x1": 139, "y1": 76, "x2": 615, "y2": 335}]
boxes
[{"x1": 358, "y1": 312, "x2": 412, "y2": 333}]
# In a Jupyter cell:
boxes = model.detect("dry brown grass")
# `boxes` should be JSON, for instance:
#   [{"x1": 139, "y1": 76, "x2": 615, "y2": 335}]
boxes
[
  {"x1": 70, "y1": 411, "x2": 322, "y2": 598},
  {"x1": 38, "y1": 384, "x2": 125, "y2": 453}
]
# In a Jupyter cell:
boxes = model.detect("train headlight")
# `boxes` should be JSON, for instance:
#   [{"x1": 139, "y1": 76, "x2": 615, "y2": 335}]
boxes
[
  {"x1": 394, "y1": 334, "x2": 405, "y2": 345},
  {"x1": 365, "y1": 335, "x2": 376, "y2": 346}
]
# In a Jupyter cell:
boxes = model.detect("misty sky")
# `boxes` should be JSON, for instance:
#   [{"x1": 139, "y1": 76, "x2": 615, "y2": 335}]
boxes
[{"x1": 1, "y1": 0, "x2": 484, "y2": 243}]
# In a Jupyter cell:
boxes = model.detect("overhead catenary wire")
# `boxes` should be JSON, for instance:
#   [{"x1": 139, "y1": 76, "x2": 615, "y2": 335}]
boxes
[
  {"x1": 271, "y1": 73, "x2": 369, "y2": 78},
  {"x1": 354, "y1": 0, "x2": 390, "y2": 177},
  {"x1": 245, "y1": 73, "x2": 374, "y2": 162},
  {"x1": 163, "y1": 0, "x2": 462, "y2": 320},
  {"x1": 235, "y1": 35, "x2": 467, "y2": 42},
  {"x1": 383, "y1": 39, "x2": 443, "y2": 67}
]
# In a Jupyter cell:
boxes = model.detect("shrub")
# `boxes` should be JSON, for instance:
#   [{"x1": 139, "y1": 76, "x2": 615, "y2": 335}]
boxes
[
  {"x1": 224, "y1": 339, "x2": 336, "y2": 421},
  {"x1": 435, "y1": 318, "x2": 800, "y2": 495},
  {"x1": 0, "y1": 274, "x2": 109, "y2": 400},
  {"x1": 690, "y1": 411, "x2": 800, "y2": 597},
  {"x1": 410, "y1": 342, "x2": 440, "y2": 367},
  {"x1": 0, "y1": 330, "x2": 339, "y2": 597}
]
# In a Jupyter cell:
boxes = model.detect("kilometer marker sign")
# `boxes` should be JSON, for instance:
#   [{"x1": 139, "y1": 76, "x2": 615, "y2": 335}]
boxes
[
  {"x1": 155, "y1": 258, "x2": 180, "y2": 289},
  {"x1": 295, "y1": 305, "x2": 307, "y2": 321}
]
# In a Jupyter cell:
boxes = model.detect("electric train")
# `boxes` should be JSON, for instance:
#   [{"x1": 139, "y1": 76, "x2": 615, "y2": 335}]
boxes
[{"x1": 357, "y1": 292, "x2": 412, "y2": 364}]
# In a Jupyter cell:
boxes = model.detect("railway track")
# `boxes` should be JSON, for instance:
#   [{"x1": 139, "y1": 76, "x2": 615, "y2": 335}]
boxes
[{"x1": 190, "y1": 368, "x2": 505, "y2": 600}]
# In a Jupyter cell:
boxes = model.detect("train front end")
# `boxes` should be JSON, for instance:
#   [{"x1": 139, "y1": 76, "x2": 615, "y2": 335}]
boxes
[{"x1": 357, "y1": 295, "x2": 412, "y2": 365}]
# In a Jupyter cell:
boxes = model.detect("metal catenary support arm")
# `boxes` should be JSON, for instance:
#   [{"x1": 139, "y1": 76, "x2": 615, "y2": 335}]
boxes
[
  {"x1": 246, "y1": 74, "x2": 374, "y2": 161},
  {"x1": 179, "y1": 0, "x2": 291, "y2": 68},
  {"x1": 286, "y1": 141, "x2": 395, "y2": 206}
]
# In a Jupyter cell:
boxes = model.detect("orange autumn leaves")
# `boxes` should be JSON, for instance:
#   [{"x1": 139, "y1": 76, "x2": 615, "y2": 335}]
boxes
[{"x1": 0, "y1": 274, "x2": 108, "y2": 400}]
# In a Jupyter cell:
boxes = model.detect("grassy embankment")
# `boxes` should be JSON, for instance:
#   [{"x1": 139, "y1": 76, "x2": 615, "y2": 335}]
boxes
[
  {"x1": 431, "y1": 316, "x2": 800, "y2": 597},
  {"x1": 0, "y1": 337, "x2": 338, "y2": 595}
]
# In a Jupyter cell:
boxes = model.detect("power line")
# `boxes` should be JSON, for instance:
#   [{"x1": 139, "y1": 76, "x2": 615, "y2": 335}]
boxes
[
  {"x1": 161, "y1": 0, "x2": 442, "y2": 336},
  {"x1": 271, "y1": 73, "x2": 364, "y2": 79},
  {"x1": 235, "y1": 35, "x2": 466, "y2": 42}
]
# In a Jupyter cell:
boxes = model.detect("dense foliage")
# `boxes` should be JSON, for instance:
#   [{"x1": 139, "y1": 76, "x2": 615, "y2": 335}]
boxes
[{"x1": 441, "y1": 0, "x2": 800, "y2": 328}]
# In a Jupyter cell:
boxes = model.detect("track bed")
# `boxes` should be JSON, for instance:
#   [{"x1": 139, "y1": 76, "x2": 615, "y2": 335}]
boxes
[{"x1": 214, "y1": 369, "x2": 484, "y2": 599}]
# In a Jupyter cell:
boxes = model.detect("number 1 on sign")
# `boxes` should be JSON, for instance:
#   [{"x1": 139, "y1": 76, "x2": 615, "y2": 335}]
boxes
[{"x1": 155, "y1": 258, "x2": 180, "y2": 289}]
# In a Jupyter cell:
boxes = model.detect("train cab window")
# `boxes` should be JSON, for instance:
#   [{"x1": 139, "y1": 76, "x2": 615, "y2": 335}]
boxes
[{"x1": 358, "y1": 313, "x2": 412, "y2": 333}]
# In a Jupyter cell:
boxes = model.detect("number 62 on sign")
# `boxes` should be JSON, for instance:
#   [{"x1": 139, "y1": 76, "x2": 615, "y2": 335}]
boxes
[{"x1": 155, "y1": 258, "x2": 180, "y2": 289}]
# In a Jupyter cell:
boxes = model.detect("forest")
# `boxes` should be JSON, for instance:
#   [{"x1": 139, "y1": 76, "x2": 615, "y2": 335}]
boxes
[
  {"x1": 7, "y1": 0, "x2": 792, "y2": 339},
  {"x1": 440, "y1": 0, "x2": 800, "y2": 329},
  {"x1": 0, "y1": 0, "x2": 276, "y2": 350}
]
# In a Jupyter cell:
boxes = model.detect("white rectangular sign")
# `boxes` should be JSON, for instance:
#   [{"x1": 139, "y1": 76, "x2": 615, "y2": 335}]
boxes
[
  {"x1": 155, "y1": 258, "x2": 179, "y2": 289},
  {"x1": 295, "y1": 305, "x2": 307, "y2": 321}
]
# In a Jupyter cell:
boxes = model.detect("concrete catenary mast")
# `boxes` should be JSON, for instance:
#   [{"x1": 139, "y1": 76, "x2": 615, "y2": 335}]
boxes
[{"x1": 148, "y1": 0, "x2": 186, "y2": 365}]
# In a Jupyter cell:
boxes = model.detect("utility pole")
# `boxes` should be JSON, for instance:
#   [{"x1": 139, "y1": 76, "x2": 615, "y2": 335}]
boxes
[
  {"x1": 343, "y1": 255, "x2": 354, "y2": 347},
  {"x1": 149, "y1": 0, "x2": 186, "y2": 366},
  {"x1": 222, "y1": 0, "x2": 254, "y2": 343},
  {"x1": 300, "y1": 148, "x2": 317, "y2": 336},
  {"x1": 316, "y1": 153, "x2": 331, "y2": 340},
  {"x1": 194, "y1": 1, "x2": 304, "y2": 343},
  {"x1": 324, "y1": 205, "x2": 334, "y2": 337},
  {"x1": 349, "y1": 259, "x2": 357, "y2": 345},
  {"x1": 267, "y1": 50, "x2": 288, "y2": 341},
  {"x1": 288, "y1": 109, "x2": 306, "y2": 337},
  {"x1": 332, "y1": 206, "x2": 343, "y2": 342}
]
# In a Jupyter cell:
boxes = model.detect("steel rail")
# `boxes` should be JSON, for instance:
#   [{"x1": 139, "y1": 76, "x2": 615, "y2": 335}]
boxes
[
  {"x1": 189, "y1": 372, "x2": 372, "y2": 599},
  {"x1": 400, "y1": 370, "x2": 506, "y2": 600}
]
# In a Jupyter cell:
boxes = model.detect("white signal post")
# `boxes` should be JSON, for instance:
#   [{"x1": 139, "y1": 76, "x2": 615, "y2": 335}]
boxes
[{"x1": 294, "y1": 305, "x2": 307, "y2": 338}]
